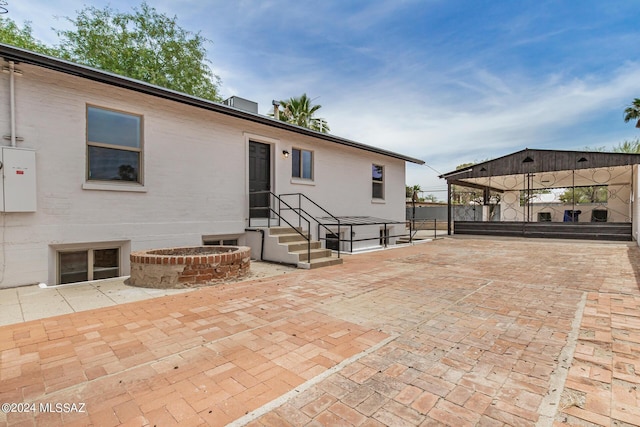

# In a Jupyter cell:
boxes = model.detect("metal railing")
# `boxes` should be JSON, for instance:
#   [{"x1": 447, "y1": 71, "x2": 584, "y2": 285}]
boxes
[
  {"x1": 407, "y1": 218, "x2": 441, "y2": 241},
  {"x1": 250, "y1": 192, "x2": 437, "y2": 258},
  {"x1": 278, "y1": 193, "x2": 342, "y2": 258},
  {"x1": 248, "y1": 191, "x2": 312, "y2": 262}
]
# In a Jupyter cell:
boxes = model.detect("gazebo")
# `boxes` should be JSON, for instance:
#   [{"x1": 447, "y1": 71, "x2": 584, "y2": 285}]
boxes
[{"x1": 439, "y1": 149, "x2": 640, "y2": 242}]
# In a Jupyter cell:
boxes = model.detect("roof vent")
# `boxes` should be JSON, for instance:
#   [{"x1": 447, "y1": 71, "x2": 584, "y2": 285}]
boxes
[{"x1": 223, "y1": 96, "x2": 258, "y2": 114}]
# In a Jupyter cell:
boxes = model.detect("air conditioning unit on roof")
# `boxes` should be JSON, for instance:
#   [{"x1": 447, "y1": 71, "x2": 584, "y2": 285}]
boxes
[{"x1": 223, "y1": 96, "x2": 258, "y2": 114}]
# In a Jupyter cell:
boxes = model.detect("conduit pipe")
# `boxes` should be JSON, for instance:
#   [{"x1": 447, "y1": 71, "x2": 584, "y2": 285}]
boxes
[{"x1": 9, "y1": 60, "x2": 16, "y2": 147}]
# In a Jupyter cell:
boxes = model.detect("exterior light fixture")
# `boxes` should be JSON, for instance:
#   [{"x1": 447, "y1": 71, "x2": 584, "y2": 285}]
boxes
[{"x1": 282, "y1": 150, "x2": 289, "y2": 158}]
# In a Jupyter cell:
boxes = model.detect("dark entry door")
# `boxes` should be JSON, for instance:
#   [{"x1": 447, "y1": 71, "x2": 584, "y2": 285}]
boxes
[{"x1": 249, "y1": 141, "x2": 271, "y2": 218}]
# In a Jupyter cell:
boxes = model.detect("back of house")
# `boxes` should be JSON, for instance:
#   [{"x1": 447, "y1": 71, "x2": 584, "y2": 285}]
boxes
[{"x1": 0, "y1": 43, "x2": 423, "y2": 288}]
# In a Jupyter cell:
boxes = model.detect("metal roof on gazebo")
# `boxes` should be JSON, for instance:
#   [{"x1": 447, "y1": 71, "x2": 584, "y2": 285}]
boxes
[
  {"x1": 440, "y1": 149, "x2": 640, "y2": 181},
  {"x1": 440, "y1": 148, "x2": 640, "y2": 192}
]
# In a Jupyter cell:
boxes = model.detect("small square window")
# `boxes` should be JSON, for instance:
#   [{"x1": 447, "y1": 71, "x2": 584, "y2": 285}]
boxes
[
  {"x1": 326, "y1": 232, "x2": 340, "y2": 251},
  {"x1": 58, "y1": 247, "x2": 120, "y2": 284},
  {"x1": 59, "y1": 251, "x2": 88, "y2": 284},
  {"x1": 93, "y1": 248, "x2": 120, "y2": 280},
  {"x1": 292, "y1": 148, "x2": 313, "y2": 180}
]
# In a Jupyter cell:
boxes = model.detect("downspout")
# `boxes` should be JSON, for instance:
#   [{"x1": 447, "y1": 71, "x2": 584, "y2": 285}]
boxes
[
  {"x1": 244, "y1": 228, "x2": 265, "y2": 261},
  {"x1": 3, "y1": 60, "x2": 21, "y2": 146},
  {"x1": 258, "y1": 229, "x2": 265, "y2": 261}
]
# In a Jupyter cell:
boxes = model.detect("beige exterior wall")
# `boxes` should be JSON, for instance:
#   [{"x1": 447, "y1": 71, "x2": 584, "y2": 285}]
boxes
[
  {"x1": 500, "y1": 185, "x2": 633, "y2": 223},
  {"x1": 0, "y1": 61, "x2": 408, "y2": 288}
]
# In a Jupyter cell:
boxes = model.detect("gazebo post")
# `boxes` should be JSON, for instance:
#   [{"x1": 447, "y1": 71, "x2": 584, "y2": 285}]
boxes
[{"x1": 447, "y1": 182, "x2": 452, "y2": 235}]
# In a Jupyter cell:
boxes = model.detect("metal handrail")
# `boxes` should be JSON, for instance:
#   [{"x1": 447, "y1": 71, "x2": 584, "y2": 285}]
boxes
[
  {"x1": 249, "y1": 191, "x2": 312, "y2": 262},
  {"x1": 279, "y1": 193, "x2": 341, "y2": 224},
  {"x1": 408, "y1": 218, "x2": 440, "y2": 241},
  {"x1": 279, "y1": 193, "x2": 342, "y2": 258},
  {"x1": 251, "y1": 192, "x2": 429, "y2": 256}
]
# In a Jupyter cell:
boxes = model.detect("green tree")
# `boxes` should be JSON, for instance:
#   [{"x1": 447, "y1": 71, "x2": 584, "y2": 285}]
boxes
[
  {"x1": 0, "y1": 17, "x2": 56, "y2": 55},
  {"x1": 55, "y1": 2, "x2": 221, "y2": 101},
  {"x1": 583, "y1": 146, "x2": 606, "y2": 152},
  {"x1": 273, "y1": 94, "x2": 330, "y2": 133},
  {"x1": 559, "y1": 186, "x2": 608, "y2": 204},
  {"x1": 612, "y1": 138, "x2": 640, "y2": 153},
  {"x1": 624, "y1": 98, "x2": 640, "y2": 128},
  {"x1": 450, "y1": 162, "x2": 482, "y2": 205}
]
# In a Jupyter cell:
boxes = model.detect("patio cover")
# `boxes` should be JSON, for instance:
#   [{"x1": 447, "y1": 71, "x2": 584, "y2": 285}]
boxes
[
  {"x1": 439, "y1": 148, "x2": 640, "y2": 235},
  {"x1": 440, "y1": 149, "x2": 640, "y2": 190}
]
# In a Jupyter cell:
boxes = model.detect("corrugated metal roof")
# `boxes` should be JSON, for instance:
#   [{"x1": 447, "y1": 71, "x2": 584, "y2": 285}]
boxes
[{"x1": 440, "y1": 148, "x2": 640, "y2": 180}]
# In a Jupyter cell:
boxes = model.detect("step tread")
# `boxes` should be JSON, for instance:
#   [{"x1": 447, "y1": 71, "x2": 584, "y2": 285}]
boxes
[
  {"x1": 268, "y1": 226, "x2": 303, "y2": 235},
  {"x1": 300, "y1": 256, "x2": 344, "y2": 269},
  {"x1": 289, "y1": 247, "x2": 332, "y2": 254},
  {"x1": 286, "y1": 241, "x2": 322, "y2": 251},
  {"x1": 277, "y1": 233, "x2": 311, "y2": 243}
]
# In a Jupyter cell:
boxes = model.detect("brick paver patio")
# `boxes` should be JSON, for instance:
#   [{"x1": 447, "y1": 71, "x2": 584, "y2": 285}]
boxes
[{"x1": 1, "y1": 237, "x2": 639, "y2": 426}]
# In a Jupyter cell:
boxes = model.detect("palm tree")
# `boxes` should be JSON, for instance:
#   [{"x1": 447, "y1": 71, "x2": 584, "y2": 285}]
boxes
[
  {"x1": 623, "y1": 98, "x2": 640, "y2": 128},
  {"x1": 273, "y1": 93, "x2": 330, "y2": 133},
  {"x1": 406, "y1": 184, "x2": 422, "y2": 200}
]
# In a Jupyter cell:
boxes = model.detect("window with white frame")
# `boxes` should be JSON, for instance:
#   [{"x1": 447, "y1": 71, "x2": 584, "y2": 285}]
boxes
[
  {"x1": 292, "y1": 148, "x2": 313, "y2": 180},
  {"x1": 87, "y1": 106, "x2": 143, "y2": 183},
  {"x1": 372, "y1": 164, "x2": 384, "y2": 199},
  {"x1": 58, "y1": 248, "x2": 120, "y2": 284}
]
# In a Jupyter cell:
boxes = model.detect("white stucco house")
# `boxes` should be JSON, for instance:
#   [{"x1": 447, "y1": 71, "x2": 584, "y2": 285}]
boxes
[{"x1": 0, "y1": 43, "x2": 424, "y2": 288}]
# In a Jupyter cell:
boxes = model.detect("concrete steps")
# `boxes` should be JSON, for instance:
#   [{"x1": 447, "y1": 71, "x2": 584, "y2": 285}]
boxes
[
  {"x1": 298, "y1": 256, "x2": 344, "y2": 270},
  {"x1": 266, "y1": 227, "x2": 343, "y2": 269}
]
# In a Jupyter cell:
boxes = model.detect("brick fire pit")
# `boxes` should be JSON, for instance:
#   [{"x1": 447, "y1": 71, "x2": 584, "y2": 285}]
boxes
[{"x1": 128, "y1": 246, "x2": 251, "y2": 288}]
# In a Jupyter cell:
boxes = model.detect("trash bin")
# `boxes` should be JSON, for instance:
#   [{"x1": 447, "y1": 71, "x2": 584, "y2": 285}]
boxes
[
  {"x1": 591, "y1": 210, "x2": 607, "y2": 222},
  {"x1": 538, "y1": 212, "x2": 552, "y2": 222},
  {"x1": 563, "y1": 210, "x2": 582, "y2": 222}
]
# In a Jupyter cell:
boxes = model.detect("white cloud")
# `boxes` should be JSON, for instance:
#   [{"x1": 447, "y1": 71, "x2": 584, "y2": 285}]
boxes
[{"x1": 319, "y1": 61, "x2": 640, "y2": 197}]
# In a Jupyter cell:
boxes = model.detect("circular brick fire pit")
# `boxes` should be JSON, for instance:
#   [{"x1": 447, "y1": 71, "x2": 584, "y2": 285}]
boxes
[{"x1": 128, "y1": 246, "x2": 251, "y2": 288}]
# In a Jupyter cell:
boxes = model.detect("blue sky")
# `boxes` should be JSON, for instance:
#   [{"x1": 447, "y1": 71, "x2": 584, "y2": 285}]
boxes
[{"x1": 4, "y1": 1, "x2": 640, "y2": 198}]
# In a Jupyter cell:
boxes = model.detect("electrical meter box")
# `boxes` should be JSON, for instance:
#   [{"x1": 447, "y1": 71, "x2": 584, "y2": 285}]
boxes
[{"x1": 1, "y1": 147, "x2": 37, "y2": 212}]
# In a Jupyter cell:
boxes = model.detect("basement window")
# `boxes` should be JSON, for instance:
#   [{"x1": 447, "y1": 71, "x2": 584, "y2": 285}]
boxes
[
  {"x1": 204, "y1": 239, "x2": 238, "y2": 246},
  {"x1": 58, "y1": 248, "x2": 120, "y2": 284},
  {"x1": 202, "y1": 234, "x2": 240, "y2": 246}
]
